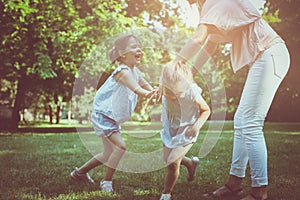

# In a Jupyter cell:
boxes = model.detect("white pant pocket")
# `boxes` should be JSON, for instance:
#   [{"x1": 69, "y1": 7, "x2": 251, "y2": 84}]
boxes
[{"x1": 269, "y1": 44, "x2": 290, "y2": 79}]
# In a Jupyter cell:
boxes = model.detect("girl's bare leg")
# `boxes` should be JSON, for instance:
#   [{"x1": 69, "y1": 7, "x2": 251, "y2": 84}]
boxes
[
  {"x1": 181, "y1": 156, "x2": 195, "y2": 171},
  {"x1": 163, "y1": 156, "x2": 182, "y2": 194},
  {"x1": 162, "y1": 144, "x2": 192, "y2": 194},
  {"x1": 104, "y1": 132, "x2": 126, "y2": 181},
  {"x1": 77, "y1": 136, "x2": 113, "y2": 174}
]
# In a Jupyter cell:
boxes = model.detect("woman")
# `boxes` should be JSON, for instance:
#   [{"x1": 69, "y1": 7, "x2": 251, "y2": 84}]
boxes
[{"x1": 176, "y1": 0, "x2": 290, "y2": 199}]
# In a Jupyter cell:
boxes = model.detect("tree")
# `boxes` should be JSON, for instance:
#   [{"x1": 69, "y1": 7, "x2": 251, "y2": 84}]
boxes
[
  {"x1": 0, "y1": 0, "x2": 135, "y2": 130},
  {"x1": 266, "y1": 0, "x2": 300, "y2": 121},
  {"x1": 1, "y1": 0, "x2": 44, "y2": 130}
]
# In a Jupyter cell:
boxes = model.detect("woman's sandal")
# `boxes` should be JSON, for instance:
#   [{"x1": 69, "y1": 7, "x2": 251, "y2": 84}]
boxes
[
  {"x1": 244, "y1": 193, "x2": 268, "y2": 200},
  {"x1": 203, "y1": 184, "x2": 244, "y2": 198}
]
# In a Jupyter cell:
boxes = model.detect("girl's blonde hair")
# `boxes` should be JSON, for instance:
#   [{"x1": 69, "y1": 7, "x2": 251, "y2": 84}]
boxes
[
  {"x1": 108, "y1": 33, "x2": 141, "y2": 64},
  {"x1": 162, "y1": 61, "x2": 193, "y2": 93}
]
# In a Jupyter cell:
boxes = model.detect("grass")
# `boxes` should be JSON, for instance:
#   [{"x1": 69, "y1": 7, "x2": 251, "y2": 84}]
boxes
[{"x1": 1, "y1": 121, "x2": 300, "y2": 200}]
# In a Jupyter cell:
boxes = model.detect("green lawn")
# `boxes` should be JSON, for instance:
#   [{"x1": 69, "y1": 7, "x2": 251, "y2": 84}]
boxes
[{"x1": 1, "y1": 121, "x2": 299, "y2": 200}]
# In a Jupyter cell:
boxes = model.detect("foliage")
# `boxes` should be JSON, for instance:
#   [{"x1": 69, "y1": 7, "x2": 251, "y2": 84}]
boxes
[
  {"x1": 1, "y1": 0, "x2": 299, "y2": 130},
  {"x1": 124, "y1": 0, "x2": 180, "y2": 28},
  {"x1": 266, "y1": 0, "x2": 300, "y2": 121},
  {"x1": 72, "y1": 87, "x2": 95, "y2": 124},
  {"x1": 0, "y1": 0, "x2": 138, "y2": 129}
]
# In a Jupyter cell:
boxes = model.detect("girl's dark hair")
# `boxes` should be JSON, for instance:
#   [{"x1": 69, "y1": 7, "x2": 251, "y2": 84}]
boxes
[{"x1": 108, "y1": 33, "x2": 141, "y2": 64}]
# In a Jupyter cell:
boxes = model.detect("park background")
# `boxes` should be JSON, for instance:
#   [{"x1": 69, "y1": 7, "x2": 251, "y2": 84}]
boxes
[{"x1": 0, "y1": 0, "x2": 299, "y2": 200}]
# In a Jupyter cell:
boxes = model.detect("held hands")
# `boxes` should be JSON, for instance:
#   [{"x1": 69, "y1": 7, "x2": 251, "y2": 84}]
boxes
[
  {"x1": 145, "y1": 87, "x2": 159, "y2": 99},
  {"x1": 143, "y1": 87, "x2": 160, "y2": 111},
  {"x1": 156, "y1": 84, "x2": 163, "y2": 103}
]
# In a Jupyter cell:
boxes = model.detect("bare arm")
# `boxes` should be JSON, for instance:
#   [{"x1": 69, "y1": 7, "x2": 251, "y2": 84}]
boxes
[
  {"x1": 193, "y1": 94, "x2": 211, "y2": 131},
  {"x1": 139, "y1": 77, "x2": 154, "y2": 91},
  {"x1": 176, "y1": 24, "x2": 209, "y2": 63},
  {"x1": 114, "y1": 69, "x2": 154, "y2": 98},
  {"x1": 192, "y1": 36, "x2": 218, "y2": 75},
  {"x1": 186, "y1": 94, "x2": 211, "y2": 138}
]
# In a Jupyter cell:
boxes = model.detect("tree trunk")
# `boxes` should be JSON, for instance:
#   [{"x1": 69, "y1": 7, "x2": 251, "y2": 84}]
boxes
[
  {"x1": 49, "y1": 104, "x2": 53, "y2": 124},
  {"x1": 53, "y1": 93, "x2": 60, "y2": 124},
  {"x1": 56, "y1": 104, "x2": 60, "y2": 124},
  {"x1": 10, "y1": 77, "x2": 27, "y2": 131}
]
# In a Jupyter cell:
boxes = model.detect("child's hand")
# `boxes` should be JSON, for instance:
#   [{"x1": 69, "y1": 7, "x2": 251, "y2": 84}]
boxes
[
  {"x1": 185, "y1": 125, "x2": 199, "y2": 139},
  {"x1": 142, "y1": 88, "x2": 159, "y2": 112},
  {"x1": 155, "y1": 85, "x2": 163, "y2": 104},
  {"x1": 145, "y1": 89, "x2": 157, "y2": 99}
]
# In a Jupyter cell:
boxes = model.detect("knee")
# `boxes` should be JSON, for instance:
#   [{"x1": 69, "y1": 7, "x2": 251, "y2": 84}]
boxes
[
  {"x1": 163, "y1": 155, "x2": 169, "y2": 163},
  {"x1": 234, "y1": 113, "x2": 265, "y2": 130},
  {"x1": 114, "y1": 143, "x2": 126, "y2": 153},
  {"x1": 243, "y1": 127, "x2": 264, "y2": 140},
  {"x1": 102, "y1": 151, "x2": 112, "y2": 162},
  {"x1": 119, "y1": 143, "x2": 126, "y2": 151},
  {"x1": 167, "y1": 162, "x2": 180, "y2": 172}
]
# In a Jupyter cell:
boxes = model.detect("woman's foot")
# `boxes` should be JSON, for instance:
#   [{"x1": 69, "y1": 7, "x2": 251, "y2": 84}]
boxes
[
  {"x1": 241, "y1": 186, "x2": 268, "y2": 200},
  {"x1": 240, "y1": 194, "x2": 268, "y2": 200},
  {"x1": 203, "y1": 184, "x2": 243, "y2": 199}
]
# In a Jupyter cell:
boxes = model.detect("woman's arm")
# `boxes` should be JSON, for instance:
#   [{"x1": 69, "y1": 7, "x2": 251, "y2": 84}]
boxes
[
  {"x1": 192, "y1": 36, "x2": 219, "y2": 75},
  {"x1": 176, "y1": 24, "x2": 209, "y2": 63}
]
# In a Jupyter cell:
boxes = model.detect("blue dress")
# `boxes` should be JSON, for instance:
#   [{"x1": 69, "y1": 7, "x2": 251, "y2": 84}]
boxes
[
  {"x1": 91, "y1": 64, "x2": 142, "y2": 133},
  {"x1": 160, "y1": 83, "x2": 202, "y2": 148}
]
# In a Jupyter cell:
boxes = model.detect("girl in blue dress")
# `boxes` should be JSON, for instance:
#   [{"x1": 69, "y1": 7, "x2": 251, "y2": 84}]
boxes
[
  {"x1": 159, "y1": 62, "x2": 211, "y2": 200},
  {"x1": 71, "y1": 34, "x2": 156, "y2": 192}
]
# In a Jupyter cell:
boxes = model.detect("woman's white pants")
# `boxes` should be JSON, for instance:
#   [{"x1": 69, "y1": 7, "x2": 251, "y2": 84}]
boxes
[{"x1": 230, "y1": 43, "x2": 290, "y2": 187}]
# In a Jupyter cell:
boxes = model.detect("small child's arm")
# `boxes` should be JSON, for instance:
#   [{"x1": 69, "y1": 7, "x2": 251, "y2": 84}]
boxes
[
  {"x1": 186, "y1": 94, "x2": 211, "y2": 138},
  {"x1": 114, "y1": 69, "x2": 155, "y2": 98},
  {"x1": 138, "y1": 77, "x2": 154, "y2": 91},
  {"x1": 194, "y1": 94, "x2": 211, "y2": 131}
]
